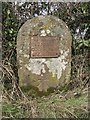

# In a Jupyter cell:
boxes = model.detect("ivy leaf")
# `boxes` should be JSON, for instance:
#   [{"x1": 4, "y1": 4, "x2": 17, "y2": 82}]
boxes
[
  {"x1": 9, "y1": 42, "x2": 12, "y2": 47},
  {"x1": 7, "y1": 9, "x2": 10, "y2": 15}
]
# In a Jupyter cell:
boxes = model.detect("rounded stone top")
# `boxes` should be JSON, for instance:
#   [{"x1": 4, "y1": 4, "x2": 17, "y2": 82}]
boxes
[
  {"x1": 17, "y1": 15, "x2": 72, "y2": 54},
  {"x1": 19, "y1": 15, "x2": 71, "y2": 36},
  {"x1": 17, "y1": 15, "x2": 72, "y2": 92}
]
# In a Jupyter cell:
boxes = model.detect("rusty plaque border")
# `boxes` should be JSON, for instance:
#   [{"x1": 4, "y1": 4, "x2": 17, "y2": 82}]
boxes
[{"x1": 30, "y1": 36, "x2": 60, "y2": 58}]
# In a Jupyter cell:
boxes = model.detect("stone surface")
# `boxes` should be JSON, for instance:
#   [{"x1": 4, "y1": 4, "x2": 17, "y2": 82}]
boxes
[{"x1": 17, "y1": 15, "x2": 72, "y2": 92}]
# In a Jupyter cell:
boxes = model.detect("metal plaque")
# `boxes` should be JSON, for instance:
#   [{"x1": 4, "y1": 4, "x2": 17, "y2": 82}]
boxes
[{"x1": 30, "y1": 36, "x2": 60, "y2": 58}]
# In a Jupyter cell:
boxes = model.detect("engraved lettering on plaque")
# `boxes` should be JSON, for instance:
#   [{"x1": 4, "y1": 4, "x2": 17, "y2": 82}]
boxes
[{"x1": 30, "y1": 36, "x2": 60, "y2": 58}]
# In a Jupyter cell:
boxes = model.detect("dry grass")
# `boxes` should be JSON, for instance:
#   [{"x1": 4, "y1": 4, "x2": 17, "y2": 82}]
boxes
[{"x1": 2, "y1": 87, "x2": 89, "y2": 119}]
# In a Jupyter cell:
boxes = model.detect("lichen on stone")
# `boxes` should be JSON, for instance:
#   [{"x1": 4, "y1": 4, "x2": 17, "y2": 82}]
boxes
[{"x1": 24, "y1": 49, "x2": 69, "y2": 80}]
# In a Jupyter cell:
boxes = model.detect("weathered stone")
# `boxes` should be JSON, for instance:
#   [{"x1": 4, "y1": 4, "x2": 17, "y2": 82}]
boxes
[{"x1": 17, "y1": 15, "x2": 72, "y2": 92}]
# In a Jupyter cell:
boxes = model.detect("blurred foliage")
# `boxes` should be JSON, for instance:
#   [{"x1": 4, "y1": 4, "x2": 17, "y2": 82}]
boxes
[
  {"x1": 2, "y1": 3, "x2": 18, "y2": 60},
  {"x1": 2, "y1": 3, "x2": 19, "y2": 83},
  {"x1": 76, "y1": 39, "x2": 90, "y2": 49}
]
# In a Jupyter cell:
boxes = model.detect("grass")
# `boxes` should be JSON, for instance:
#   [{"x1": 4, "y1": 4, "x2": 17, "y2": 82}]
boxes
[
  {"x1": 35, "y1": 93, "x2": 88, "y2": 118},
  {"x1": 2, "y1": 87, "x2": 89, "y2": 119}
]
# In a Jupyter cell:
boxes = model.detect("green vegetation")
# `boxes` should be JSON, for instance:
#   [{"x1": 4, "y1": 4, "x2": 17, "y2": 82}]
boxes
[{"x1": 2, "y1": 88, "x2": 88, "y2": 118}]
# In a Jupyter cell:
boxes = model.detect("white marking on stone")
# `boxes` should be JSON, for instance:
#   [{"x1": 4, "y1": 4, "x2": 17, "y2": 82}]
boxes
[
  {"x1": 25, "y1": 50, "x2": 69, "y2": 80},
  {"x1": 41, "y1": 74, "x2": 43, "y2": 76},
  {"x1": 42, "y1": 64, "x2": 46, "y2": 73},
  {"x1": 61, "y1": 34, "x2": 64, "y2": 37},
  {"x1": 19, "y1": 60, "x2": 23, "y2": 63},
  {"x1": 40, "y1": 34, "x2": 47, "y2": 36},
  {"x1": 25, "y1": 64, "x2": 31, "y2": 71},
  {"x1": 61, "y1": 37, "x2": 63, "y2": 40},
  {"x1": 19, "y1": 50, "x2": 22, "y2": 53},
  {"x1": 60, "y1": 50, "x2": 63, "y2": 54},
  {"x1": 20, "y1": 67, "x2": 22, "y2": 70},
  {"x1": 40, "y1": 30, "x2": 47, "y2": 36},
  {"x1": 31, "y1": 37, "x2": 33, "y2": 40},
  {"x1": 24, "y1": 54, "x2": 29, "y2": 58},
  {"x1": 25, "y1": 59, "x2": 46, "y2": 75},
  {"x1": 65, "y1": 32, "x2": 67, "y2": 35},
  {"x1": 44, "y1": 57, "x2": 67, "y2": 79},
  {"x1": 46, "y1": 29, "x2": 50, "y2": 34},
  {"x1": 41, "y1": 30, "x2": 45, "y2": 34}
]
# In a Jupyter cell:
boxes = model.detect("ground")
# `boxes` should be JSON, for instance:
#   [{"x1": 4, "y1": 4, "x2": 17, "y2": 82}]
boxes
[{"x1": 2, "y1": 86, "x2": 89, "y2": 119}]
